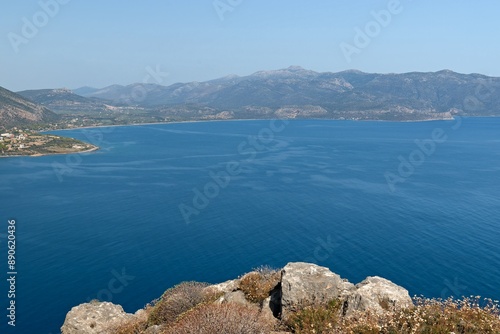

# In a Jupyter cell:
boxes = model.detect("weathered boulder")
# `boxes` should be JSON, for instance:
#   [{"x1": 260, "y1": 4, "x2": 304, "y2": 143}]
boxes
[
  {"x1": 208, "y1": 278, "x2": 239, "y2": 294},
  {"x1": 280, "y1": 262, "x2": 355, "y2": 319},
  {"x1": 219, "y1": 290, "x2": 254, "y2": 307},
  {"x1": 345, "y1": 276, "x2": 413, "y2": 315},
  {"x1": 61, "y1": 301, "x2": 134, "y2": 334}
]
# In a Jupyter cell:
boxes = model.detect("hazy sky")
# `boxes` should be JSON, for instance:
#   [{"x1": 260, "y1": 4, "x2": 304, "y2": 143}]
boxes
[{"x1": 2, "y1": 0, "x2": 500, "y2": 91}]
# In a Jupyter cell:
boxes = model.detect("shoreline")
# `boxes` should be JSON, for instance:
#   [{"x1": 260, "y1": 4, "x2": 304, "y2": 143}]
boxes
[
  {"x1": 0, "y1": 145, "x2": 99, "y2": 159},
  {"x1": 51, "y1": 114, "x2": 466, "y2": 132},
  {"x1": 1, "y1": 115, "x2": 495, "y2": 159},
  {"x1": 49, "y1": 118, "x2": 268, "y2": 132}
]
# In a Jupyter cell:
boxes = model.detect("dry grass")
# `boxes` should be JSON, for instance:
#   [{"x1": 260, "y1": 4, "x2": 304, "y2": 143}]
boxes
[
  {"x1": 284, "y1": 299, "x2": 343, "y2": 334},
  {"x1": 384, "y1": 296, "x2": 500, "y2": 334},
  {"x1": 107, "y1": 306, "x2": 151, "y2": 334},
  {"x1": 238, "y1": 266, "x2": 281, "y2": 304},
  {"x1": 162, "y1": 302, "x2": 273, "y2": 334},
  {"x1": 110, "y1": 316, "x2": 149, "y2": 334},
  {"x1": 283, "y1": 296, "x2": 500, "y2": 334},
  {"x1": 147, "y1": 281, "x2": 221, "y2": 326},
  {"x1": 108, "y1": 277, "x2": 500, "y2": 334}
]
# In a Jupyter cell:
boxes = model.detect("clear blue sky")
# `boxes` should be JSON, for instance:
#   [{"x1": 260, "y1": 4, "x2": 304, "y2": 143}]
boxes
[{"x1": 2, "y1": 0, "x2": 500, "y2": 91}]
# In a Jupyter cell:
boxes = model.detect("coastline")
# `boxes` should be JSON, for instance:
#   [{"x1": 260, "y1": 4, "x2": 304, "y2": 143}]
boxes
[
  {"x1": 50, "y1": 118, "x2": 267, "y2": 132},
  {"x1": 1, "y1": 115, "x2": 495, "y2": 159},
  {"x1": 0, "y1": 145, "x2": 99, "y2": 159},
  {"x1": 52, "y1": 114, "x2": 466, "y2": 132}
]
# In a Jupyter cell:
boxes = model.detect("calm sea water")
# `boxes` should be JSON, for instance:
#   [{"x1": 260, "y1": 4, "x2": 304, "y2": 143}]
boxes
[{"x1": 0, "y1": 118, "x2": 499, "y2": 333}]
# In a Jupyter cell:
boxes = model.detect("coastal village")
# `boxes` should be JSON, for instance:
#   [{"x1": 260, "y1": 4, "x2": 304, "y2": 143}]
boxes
[{"x1": 0, "y1": 128, "x2": 97, "y2": 157}]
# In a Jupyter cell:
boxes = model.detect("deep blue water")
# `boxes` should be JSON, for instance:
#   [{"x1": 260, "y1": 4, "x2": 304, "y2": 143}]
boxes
[{"x1": 0, "y1": 118, "x2": 499, "y2": 333}]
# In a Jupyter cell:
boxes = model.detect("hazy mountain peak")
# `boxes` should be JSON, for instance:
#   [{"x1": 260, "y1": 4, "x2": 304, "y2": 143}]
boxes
[
  {"x1": 287, "y1": 65, "x2": 305, "y2": 71},
  {"x1": 251, "y1": 66, "x2": 317, "y2": 78},
  {"x1": 437, "y1": 69, "x2": 455, "y2": 73},
  {"x1": 338, "y1": 69, "x2": 367, "y2": 74}
]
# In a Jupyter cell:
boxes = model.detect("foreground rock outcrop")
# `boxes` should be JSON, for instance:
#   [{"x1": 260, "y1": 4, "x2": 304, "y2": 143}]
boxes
[
  {"x1": 280, "y1": 262, "x2": 356, "y2": 319},
  {"x1": 61, "y1": 262, "x2": 413, "y2": 334},
  {"x1": 61, "y1": 302, "x2": 136, "y2": 334},
  {"x1": 346, "y1": 276, "x2": 414, "y2": 316}
]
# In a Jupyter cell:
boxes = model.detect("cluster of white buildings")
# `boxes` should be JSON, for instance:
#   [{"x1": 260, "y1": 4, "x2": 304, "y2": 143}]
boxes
[
  {"x1": 0, "y1": 133, "x2": 12, "y2": 142},
  {"x1": 1, "y1": 133, "x2": 27, "y2": 140},
  {"x1": 1, "y1": 132, "x2": 28, "y2": 150}
]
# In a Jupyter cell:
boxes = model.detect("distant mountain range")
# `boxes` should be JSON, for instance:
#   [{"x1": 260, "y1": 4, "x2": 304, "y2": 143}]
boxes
[
  {"x1": 2, "y1": 67, "x2": 500, "y2": 129},
  {"x1": 0, "y1": 87, "x2": 58, "y2": 129},
  {"x1": 74, "y1": 66, "x2": 500, "y2": 120}
]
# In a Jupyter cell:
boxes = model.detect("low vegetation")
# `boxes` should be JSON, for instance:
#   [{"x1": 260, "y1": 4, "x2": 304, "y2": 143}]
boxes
[
  {"x1": 283, "y1": 296, "x2": 500, "y2": 334},
  {"x1": 147, "y1": 281, "x2": 221, "y2": 326},
  {"x1": 285, "y1": 299, "x2": 343, "y2": 334},
  {"x1": 163, "y1": 303, "x2": 272, "y2": 334},
  {"x1": 111, "y1": 316, "x2": 149, "y2": 334},
  {"x1": 238, "y1": 266, "x2": 281, "y2": 305},
  {"x1": 109, "y1": 271, "x2": 500, "y2": 334}
]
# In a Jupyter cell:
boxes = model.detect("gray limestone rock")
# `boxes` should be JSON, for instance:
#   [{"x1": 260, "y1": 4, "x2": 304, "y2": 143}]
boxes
[
  {"x1": 280, "y1": 262, "x2": 355, "y2": 319},
  {"x1": 345, "y1": 276, "x2": 413, "y2": 315},
  {"x1": 61, "y1": 301, "x2": 134, "y2": 334}
]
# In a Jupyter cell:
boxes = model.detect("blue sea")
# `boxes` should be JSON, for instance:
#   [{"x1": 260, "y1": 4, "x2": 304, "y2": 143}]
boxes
[{"x1": 1, "y1": 118, "x2": 499, "y2": 333}]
